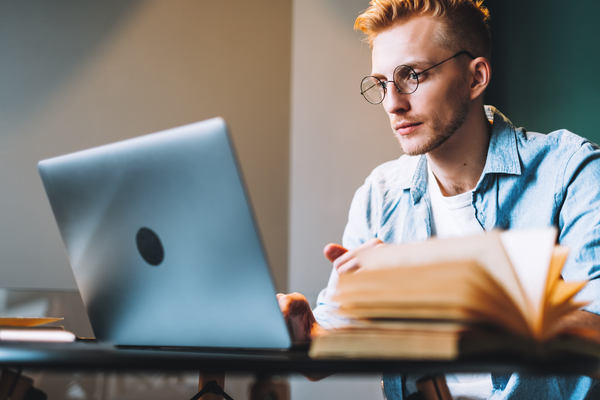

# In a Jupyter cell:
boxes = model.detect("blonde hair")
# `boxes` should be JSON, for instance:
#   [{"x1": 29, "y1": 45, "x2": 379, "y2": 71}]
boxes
[{"x1": 355, "y1": 0, "x2": 491, "y2": 59}]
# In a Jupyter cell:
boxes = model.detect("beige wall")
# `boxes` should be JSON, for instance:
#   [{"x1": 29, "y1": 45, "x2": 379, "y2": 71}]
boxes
[{"x1": 0, "y1": 1, "x2": 291, "y2": 292}]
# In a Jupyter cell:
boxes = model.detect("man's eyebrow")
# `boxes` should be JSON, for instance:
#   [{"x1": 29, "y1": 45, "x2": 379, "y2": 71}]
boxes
[
  {"x1": 371, "y1": 73, "x2": 387, "y2": 79},
  {"x1": 408, "y1": 59, "x2": 432, "y2": 68},
  {"x1": 400, "y1": 58, "x2": 433, "y2": 69}
]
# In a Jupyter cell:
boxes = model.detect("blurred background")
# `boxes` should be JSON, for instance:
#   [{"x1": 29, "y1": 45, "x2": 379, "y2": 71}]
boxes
[{"x1": 0, "y1": 0, "x2": 598, "y2": 398}]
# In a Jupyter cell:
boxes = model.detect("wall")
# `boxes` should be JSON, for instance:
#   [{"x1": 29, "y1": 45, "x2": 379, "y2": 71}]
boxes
[
  {"x1": 0, "y1": 1, "x2": 292, "y2": 292},
  {"x1": 485, "y1": 0, "x2": 600, "y2": 141}
]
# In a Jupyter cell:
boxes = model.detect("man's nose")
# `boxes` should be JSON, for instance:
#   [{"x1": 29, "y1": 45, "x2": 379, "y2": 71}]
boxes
[{"x1": 383, "y1": 86, "x2": 411, "y2": 114}]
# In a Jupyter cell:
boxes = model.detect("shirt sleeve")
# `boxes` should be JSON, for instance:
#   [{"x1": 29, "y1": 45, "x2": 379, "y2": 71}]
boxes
[{"x1": 557, "y1": 142, "x2": 600, "y2": 315}]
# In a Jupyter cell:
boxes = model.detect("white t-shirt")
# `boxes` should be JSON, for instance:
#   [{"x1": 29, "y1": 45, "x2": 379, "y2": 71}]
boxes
[
  {"x1": 428, "y1": 163, "x2": 483, "y2": 239},
  {"x1": 409, "y1": 164, "x2": 492, "y2": 400}
]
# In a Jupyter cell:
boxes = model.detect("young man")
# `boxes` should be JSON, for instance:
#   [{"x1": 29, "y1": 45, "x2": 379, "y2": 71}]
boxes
[{"x1": 278, "y1": 0, "x2": 600, "y2": 398}]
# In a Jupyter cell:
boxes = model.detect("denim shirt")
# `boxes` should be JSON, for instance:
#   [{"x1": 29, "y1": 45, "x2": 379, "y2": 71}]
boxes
[{"x1": 313, "y1": 106, "x2": 600, "y2": 399}]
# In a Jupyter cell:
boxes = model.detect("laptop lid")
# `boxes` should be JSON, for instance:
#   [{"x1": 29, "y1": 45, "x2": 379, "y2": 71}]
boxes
[{"x1": 38, "y1": 118, "x2": 291, "y2": 350}]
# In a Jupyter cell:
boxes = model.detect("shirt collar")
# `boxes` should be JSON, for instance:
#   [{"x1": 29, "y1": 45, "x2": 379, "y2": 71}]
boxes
[
  {"x1": 482, "y1": 105, "x2": 521, "y2": 176},
  {"x1": 404, "y1": 106, "x2": 521, "y2": 201}
]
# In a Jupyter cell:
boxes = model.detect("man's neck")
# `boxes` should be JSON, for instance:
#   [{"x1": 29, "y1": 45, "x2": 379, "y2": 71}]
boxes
[{"x1": 426, "y1": 106, "x2": 492, "y2": 197}]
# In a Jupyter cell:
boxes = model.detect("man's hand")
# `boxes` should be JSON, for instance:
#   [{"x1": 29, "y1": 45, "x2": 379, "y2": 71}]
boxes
[
  {"x1": 276, "y1": 292, "x2": 323, "y2": 344},
  {"x1": 276, "y1": 292, "x2": 329, "y2": 381},
  {"x1": 323, "y1": 238, "x2": 384, "y2": 274},
  {"x1": 275, "y1": 238, "x2": 385, "y2": 343},
  {"x1": 553, "y1": 309, "x2": 600, "y2": 341}
]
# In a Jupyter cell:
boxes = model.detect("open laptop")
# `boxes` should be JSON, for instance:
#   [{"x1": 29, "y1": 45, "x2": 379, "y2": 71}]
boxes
[{"x1": 38, "y1": 118, "x2": 292, "y2": 350}]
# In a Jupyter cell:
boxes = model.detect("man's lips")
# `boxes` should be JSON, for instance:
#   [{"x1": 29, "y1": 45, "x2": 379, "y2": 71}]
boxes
[{"x1": 394, "y1": 122, "x2": 422, "y2": 136}]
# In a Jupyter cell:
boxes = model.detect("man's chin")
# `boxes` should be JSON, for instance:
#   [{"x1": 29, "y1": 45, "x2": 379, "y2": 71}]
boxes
[
  {"x1": 397, "y1": 131, "x2": 454, "y2": 156},
  {"x1": 397, "y1": 138, "x2": 428, "y2": 156}
]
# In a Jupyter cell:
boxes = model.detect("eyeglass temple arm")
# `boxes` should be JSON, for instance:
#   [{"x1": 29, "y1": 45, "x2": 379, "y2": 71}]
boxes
[{"x1": 417, "y1": 50, "x2": 476, "y2": 76}]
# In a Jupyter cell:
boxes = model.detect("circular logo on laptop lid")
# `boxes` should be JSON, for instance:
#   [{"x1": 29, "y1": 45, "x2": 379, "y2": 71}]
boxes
[{"x1": 136, "y1": 227, "x2": 164, "y2": 266}]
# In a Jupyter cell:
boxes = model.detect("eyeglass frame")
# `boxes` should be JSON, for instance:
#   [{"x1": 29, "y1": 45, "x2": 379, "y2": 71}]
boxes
[{"x1": 360, "y1": 50, "x2": 476, "y2": 105}]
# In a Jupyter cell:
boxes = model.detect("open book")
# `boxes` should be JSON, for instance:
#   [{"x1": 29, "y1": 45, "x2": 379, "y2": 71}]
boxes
[{"x1": 310, "y1": 228, "x2": 599, "y2": 360}]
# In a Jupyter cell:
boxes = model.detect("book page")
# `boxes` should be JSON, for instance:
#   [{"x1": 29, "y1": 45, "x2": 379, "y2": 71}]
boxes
[
  {"x1": 0, "y1": 317, "x2": 63, "y2": 327},
  {"x1": 545, "y1": 246, "x2": 570, "y2": 299},
  {"x1": 0, "y1": 329, "x2": 75, "y2": 342},
  {"x1": 358, "y1": 231, "x2": 529, "y2": 320},
  {"x1": 336, "y1": 260, "x2": 531, "y2": 336},
  {"x1": 499, "y1": 228, "x2": 557, "y2": 336}
]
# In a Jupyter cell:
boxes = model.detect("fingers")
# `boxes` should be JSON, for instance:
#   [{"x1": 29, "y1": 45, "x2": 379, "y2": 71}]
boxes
[
  {"x1": 365, "y1": 237, "x2": 384, "y2": 247},
  {"x1": 335, "y1": 257, "x2": 361, "y2": 274},
  {"x1": 331, "y1": 238, "x2": 384, "y2": 275},
  {"x1": 323, "y1": 243, "x2": 348, "y2": 262},
  {"x1": 277, "y1": 292, "x2": 308, "y2": 317},
  {"x1": 276, "y1": 292, "x2": 316, "y2": 343}
]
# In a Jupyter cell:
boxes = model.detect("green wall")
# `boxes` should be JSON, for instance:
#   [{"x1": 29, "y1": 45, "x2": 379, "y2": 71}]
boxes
[{"x1": 485, "y1": 0, "x2": 600, "y2": 143}]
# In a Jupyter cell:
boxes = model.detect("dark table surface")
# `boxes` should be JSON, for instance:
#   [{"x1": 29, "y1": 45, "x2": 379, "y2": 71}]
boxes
[{"x1": 0, "y1": 340, "x2": 598, "y2": 376}]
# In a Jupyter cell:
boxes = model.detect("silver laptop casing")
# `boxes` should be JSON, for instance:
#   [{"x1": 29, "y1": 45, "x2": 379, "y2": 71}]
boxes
[{"x1": 38, "y1": 118, "x2": 291, "y2": 349}]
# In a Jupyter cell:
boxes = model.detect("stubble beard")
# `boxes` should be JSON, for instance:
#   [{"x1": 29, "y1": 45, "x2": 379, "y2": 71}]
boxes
[{"x1": 396, "y1": 91, "x2": 471, "y2": 157}]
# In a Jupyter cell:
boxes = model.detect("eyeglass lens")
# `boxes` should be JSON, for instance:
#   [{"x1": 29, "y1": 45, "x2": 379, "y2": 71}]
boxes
[
  {"x1": 394, "y1": 65, "x2": 419, "y2": 94},
  {"x1": 360, "y1": 65, "x2": 419, "y2": 105},
  {"x1": 360, "y1": 77, "x2": 385, "y2": 104}
]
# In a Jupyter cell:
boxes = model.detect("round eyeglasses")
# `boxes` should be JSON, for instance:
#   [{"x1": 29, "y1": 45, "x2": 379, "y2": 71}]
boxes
[{"x1": 360, "y1": 50, "x2": 475, "y2": 105}]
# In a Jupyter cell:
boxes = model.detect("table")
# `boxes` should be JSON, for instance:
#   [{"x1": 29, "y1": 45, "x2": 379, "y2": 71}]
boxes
[{"x1": 0, "y1": 340, "x2": 598, "y2": 377}]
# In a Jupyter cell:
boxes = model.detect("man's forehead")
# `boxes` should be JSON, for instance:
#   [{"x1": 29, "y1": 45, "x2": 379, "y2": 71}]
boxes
[{"x1": 371, "y1": 16, "x2": 445, "y2": 73}]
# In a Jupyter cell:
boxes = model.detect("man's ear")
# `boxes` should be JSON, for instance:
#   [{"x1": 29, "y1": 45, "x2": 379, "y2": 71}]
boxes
[{"x1": 469, "y1": 57, "x2": 491, "y2": 101}]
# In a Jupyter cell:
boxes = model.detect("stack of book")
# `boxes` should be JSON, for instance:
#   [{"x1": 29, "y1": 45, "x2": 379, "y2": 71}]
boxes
[
  {"x1": 309, "y1": 228, "x2": 600, "y2": 360},
  {"x1": 0, "y1": 317, "x2": 75, "y2": 342}
]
